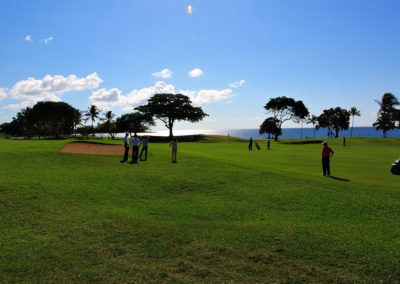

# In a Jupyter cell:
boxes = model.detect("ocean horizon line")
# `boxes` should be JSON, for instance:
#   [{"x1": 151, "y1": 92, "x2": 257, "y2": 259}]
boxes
[{"x1": 111, "y1": 126, "x2": 400, "y2": 139}]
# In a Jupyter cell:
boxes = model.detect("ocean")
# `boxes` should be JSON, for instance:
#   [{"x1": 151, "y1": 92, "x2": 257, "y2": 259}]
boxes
[{"x1": 121, "y1": 127, "x2": 400, "y2": 139}]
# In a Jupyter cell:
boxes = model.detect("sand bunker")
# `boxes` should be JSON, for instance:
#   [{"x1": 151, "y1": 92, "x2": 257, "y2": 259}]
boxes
[{"x1": 59, "y1": 142, "x2": 123, "y2": 155}]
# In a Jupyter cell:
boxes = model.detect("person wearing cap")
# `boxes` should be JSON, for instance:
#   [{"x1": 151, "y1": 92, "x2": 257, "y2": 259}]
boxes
[
  {"x1": 139, "y1": 135, "x2": 149, "y2": 161},
  {"x1": 129, "y1": 135, "x2": 141, "y2": 164},
  {"x1": 321, "y1": 141, "x2": 334, "y2": 176},
  {"x1": 120, "y1": 132, "x2": 130, "y2": 163}
]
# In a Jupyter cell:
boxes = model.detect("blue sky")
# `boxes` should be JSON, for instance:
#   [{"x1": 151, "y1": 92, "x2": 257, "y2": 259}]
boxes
[{"x1": 1, "y1": 0, "x2": 400, "y2": 130}]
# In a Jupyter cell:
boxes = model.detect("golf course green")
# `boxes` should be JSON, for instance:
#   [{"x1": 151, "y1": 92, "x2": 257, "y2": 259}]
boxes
[{"x1": 0, "y1": 136, "x2": 399, "y2": 283}]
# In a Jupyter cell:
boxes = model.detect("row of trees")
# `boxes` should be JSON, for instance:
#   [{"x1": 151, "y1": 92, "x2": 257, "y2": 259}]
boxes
[
  {"x1": 258, "y1": 96, "x2": 361, "y2": 140},
  {"x1": 79, "y1": 94, "x2": 208, "y2": 138},
  {"x1": 1, "y1": 92, "x2": 398, "y2": 140},
  {"x1": 259, "y1": 93, "x2": 400, "y2": 140},
  {"x1": 0, "y1": 94, "x2": 208, "y2": 139}
]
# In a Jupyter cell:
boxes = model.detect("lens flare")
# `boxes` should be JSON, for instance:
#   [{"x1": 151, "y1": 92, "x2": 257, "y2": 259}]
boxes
[{"x1": 187, "y1": 5, "x2": 192, "y2": 14}]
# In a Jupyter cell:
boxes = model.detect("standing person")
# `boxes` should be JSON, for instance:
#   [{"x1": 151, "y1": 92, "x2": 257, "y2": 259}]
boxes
[
  {"x1": 130, "y1": 135, "x2": 141, "y2": 164},
  {"x1": 170, "y1": 138, "x2": 178, "y2": 163},
  {"x1": 267, "y1": 138, "x2": 271, "y2": 150},
  {"x1": 120, "y1": 133, "x2": 130, "y2": 163},
  {"x1": 343, "y1": 137, "x2": 346, "y2": 147},
  {"x1": 248, "y1": 137, "x2": 253, "y2": 151},
  {"x1": 321, "y1": 141, "x2": 334, "y2": 176},
  {"x1": 139, "y1": 135, "x2": 149, "y2": 161}
]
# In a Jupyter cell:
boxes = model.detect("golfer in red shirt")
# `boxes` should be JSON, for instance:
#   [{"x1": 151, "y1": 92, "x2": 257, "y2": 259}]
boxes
[{"x1": 321, "y1": 141, "x2": 334, "y2": 176}]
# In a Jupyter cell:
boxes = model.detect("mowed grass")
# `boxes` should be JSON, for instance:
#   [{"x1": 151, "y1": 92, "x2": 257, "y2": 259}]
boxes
[{"x1": 0, "y1": 137, "x2": 400, "y2": 283}]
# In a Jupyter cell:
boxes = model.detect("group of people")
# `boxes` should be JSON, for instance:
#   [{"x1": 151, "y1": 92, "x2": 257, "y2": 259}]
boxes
[
  {"x1": 248, "y1": 137, "x2": 335, "y2": 176},
  {"x1": 120, "y1": 133, "x2": 178, "y2": 164},
  {"x1": 248, "y1": 137, "x2": 271, "y2": 151}
]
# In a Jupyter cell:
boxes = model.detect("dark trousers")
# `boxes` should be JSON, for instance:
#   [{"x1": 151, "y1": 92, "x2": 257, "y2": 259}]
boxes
[
  {"x1": 172, "y1": 149, "x2": 177, "y2": 163},
  {"x1": 131, "y1": 146, "x2": 139, "y2": 163},
  {"x1": 322, "y1": 156, "x2": 330, "y2": 175},
  {"x1": 248, "y1": 143, "x2": 253, "y2": 150},
  {"x1": 139, "y1": 146, "x2": 148, "y2": 161},
  {"x1": 122, "y1": 145, "x2": 129, "y2": 161}
]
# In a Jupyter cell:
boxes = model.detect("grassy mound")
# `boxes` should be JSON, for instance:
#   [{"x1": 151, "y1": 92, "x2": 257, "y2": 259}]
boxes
[{"x1": 0, "y1": 137, "x2": 399, "y2": 282}]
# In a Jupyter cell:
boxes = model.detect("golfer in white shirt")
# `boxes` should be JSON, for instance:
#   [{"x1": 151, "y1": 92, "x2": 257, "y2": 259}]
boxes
[
  {"x1": 130, "y1": 135, "x2": 141, "y2": 164},
  {"x1": 120, "y1": 133, "x2": 130, "y2": 163}
]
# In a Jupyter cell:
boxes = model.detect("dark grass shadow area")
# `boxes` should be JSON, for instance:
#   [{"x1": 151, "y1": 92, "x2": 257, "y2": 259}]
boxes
[{"x1": 328, "y1": 176, "x2": 350, "y2": 182}]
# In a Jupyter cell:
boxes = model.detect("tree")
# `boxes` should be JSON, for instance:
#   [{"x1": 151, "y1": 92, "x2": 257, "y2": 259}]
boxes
[
  {"x1": 317, "y1": 107, "x2": 350, "y2": 138},
  {"x1": 307, "y1": 115, "x2": 318, "y2": 138},
  {"x1": 259, "y1": 117, "x2": 281, "y2": 140},
  {"x1": 28, "y1": 101, "x2": 79, "y2": 138},
  {"x1": 373, "y1": 93, "x2": 400, "y2": 138},
  {"x1": 104, "y1": 110, "x2": 115, "y2": 124},
  {"x1": 72, "y1": 109, "x2": 82, "y2": 137},
  {"x1": 77, "y1": 125, "x2": 94, "y2": 139},
  {"x1": 2, "y1": 102, "x2": 79, "y2": 138},
  {"x1": 349, "y1": 107, "x2": 361, "y2": 137},
  {"x1": 116, "y1": 112, "x2": 155, "y2": 137},
  {"x1": 0, "y1": 113, "x2": 28, "y2": 137},
  {"x1": 136, "y1": 93, "x2": 208, "y2": 138},
  {"x1": 12, "y1": 108, "x2": 31, "y2": 138},
  {"x1": 103, "y1": 111, "x2": 117, "y2": 139},
  {"x1": 83, "y1": 105, "x2": 101, "y2": 136},
  {"x1": 0, "y1": 122, "x2": 20, "y2": 137},
  {"x1": 264, "y1": 96, "x2": 309, "y2": 140},
  {"x1": 96, "y1": 123, "x2": 106, "y2": 139}
]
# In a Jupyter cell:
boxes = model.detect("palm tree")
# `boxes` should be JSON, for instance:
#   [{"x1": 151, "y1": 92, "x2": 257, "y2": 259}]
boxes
[
  {"x1": 349, "y1": 107, "x2": 361, "y2": 137},
  {"x1": 104, "y1": 110, "x2": 115, "y2": 124},
  {"x1": 307, "y1": 115, "x2": 318, "y2": 138},
  {"x1": 72, "y1": 109, "x2": 82, "y2": 137},
  {"x1": 103, "y1": 110, "x2": 116, "y2": 139},
  {"x1": 83, "y1": 105, "x2": 101, "y2": 136}
]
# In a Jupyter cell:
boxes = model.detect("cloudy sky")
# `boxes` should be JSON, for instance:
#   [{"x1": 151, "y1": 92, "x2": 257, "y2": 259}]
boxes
[{"x1": 1, "y1": 0, "x2": 400, "y2": 130}]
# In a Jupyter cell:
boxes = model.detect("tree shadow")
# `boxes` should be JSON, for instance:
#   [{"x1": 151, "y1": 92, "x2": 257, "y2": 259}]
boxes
[{"x1": 328, "y1": 176, "x2": 350, "y2": 182}]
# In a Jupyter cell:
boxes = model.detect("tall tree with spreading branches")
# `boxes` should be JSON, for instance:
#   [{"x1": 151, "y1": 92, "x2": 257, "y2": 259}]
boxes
[
  {"x1": 263, "y1": 96, "x2": 309, "y2": 140},
  {"x1": 136, "y1": 93, "x2": 208, "y2": 138},
  {"x1": 317, "y1": 107, "x2": 350, "y2": 138},
  {"x1": 259, "y1": 117, "x2": 281, "y2": 140}
]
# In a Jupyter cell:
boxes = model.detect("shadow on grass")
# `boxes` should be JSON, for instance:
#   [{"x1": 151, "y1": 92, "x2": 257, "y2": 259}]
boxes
[{"x1": 328, "y1": 176, "x2": 350, "y2": 182}]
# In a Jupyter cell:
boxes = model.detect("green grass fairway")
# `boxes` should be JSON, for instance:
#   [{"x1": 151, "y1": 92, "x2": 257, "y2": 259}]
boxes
[{"x1": 1, "y1": 137, "x2": 400, "y2": 283}]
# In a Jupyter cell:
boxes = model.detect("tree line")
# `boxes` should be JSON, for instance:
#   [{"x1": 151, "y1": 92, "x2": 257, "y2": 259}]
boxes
[
  {"x1": 0, "y1": 92, "x2": 399, "y2": 139},
  {"x1": 260, "y1": 93, "x2": 400, "y2": 140},
  {"x1": 0, "y1": 94, "x2": 207, "y2": 139}
]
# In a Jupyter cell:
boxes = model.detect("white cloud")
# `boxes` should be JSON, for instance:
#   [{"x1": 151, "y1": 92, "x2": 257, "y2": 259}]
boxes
[
  {"x1": 2, "y1": 101, "x2": 33, "y2": 110},
  {"x1": 0, "y1": 88, "x2": 7, "y2": 101},
  {"x1": 229, "y1": 79, "x2": 245, "y2": 88},
  {"x1": 90, "y1": 81, "x2": 175, "y2": 110},
  {"x1": 180, "y1": 88, "x2": 233, "y2": 105},
  {"x1": 10, "y1": 73, "x2": 102, "y2": 100},
  {"x1": 189, "y1": 68, "x2": 203, "y2": 78},
  {"x1": 25, "y1": 35, "x2": 32, "y2": 41},
  {"x1": 5, "y1": 73, "x2": 103, "y2": 109},
  {"x1": 152, "y1": 68, "x2": 172, "y2": 79},
  {"x1": 41, "y1": 36, "x2": 53, "y2": 44}
]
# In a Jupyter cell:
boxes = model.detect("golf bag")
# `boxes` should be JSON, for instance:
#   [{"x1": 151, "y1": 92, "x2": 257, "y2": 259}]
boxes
[
  {"x1": 391, "y1": 157, "x2": 400, "y2": 175},
  {"x1": 255, "y1": 141, "x2": 260, "y2": 150}
]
